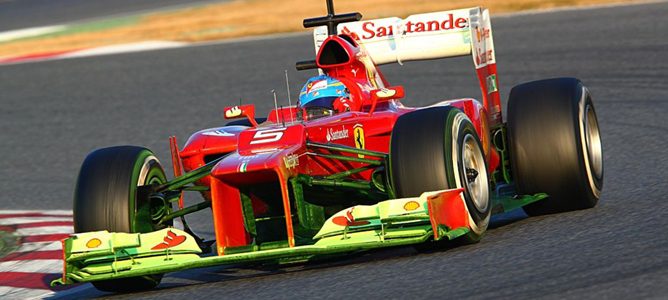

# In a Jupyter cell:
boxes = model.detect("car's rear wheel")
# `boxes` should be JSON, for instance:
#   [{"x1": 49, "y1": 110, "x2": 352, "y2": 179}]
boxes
[
  {"x1": 507, "y1": 77, "x2": 603, "y2": 215},
  {"x1": 390, "y1": 106, "x2": 491, "y2": 243},
  {"x1": 73, "y1": 146, "x2": 170, "y2": 292}
]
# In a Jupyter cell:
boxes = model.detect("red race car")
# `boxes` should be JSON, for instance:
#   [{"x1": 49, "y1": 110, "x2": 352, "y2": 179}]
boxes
[{"x1": 55, "y1": 0, "x2": 603, "y2": 292}]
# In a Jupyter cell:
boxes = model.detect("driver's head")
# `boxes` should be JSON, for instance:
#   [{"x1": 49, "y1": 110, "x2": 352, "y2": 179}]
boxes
[{"x1": 298, "y1": 75, "x2": 355, "y2": 120}]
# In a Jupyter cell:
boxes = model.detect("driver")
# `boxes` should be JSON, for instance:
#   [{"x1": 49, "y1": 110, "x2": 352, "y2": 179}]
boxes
[{"x1": 298, "y1": 75, "x2": 360, "y2": 120}]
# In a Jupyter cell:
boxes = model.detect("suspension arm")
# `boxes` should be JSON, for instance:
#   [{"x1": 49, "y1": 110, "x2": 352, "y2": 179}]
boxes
[{"x1": 155, "y1": 154, "x2": 229, "y2": 192}]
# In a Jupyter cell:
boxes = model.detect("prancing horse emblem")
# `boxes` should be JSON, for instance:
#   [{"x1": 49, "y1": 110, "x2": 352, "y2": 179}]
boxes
[{"x1": 353, "y1": 124, "x2": 365, "y2": 158}]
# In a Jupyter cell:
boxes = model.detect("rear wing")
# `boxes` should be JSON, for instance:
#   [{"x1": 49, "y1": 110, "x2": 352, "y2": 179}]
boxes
[{"x1": 313, "y1": 7, "x2": 502, "y2": 125}]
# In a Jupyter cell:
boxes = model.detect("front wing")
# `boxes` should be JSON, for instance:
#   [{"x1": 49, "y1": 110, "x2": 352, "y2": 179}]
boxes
[{"x1": 51, "y1": 189, "x2": 544, "y2": 286}]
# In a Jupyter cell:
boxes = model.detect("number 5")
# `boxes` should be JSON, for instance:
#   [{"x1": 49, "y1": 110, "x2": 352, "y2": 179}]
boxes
[{"x1": 250, "y1": 128, "x2": 286, "y2": 144}]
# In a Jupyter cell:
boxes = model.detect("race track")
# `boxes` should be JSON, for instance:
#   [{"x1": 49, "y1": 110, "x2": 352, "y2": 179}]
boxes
[{"x1": 1, "y1": 2, "x2": 667, "y2": 298}]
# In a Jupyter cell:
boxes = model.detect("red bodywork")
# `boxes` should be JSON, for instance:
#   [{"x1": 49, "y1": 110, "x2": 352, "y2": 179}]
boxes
[{"x1": 178, "y1": 35, "x2": 500, "y2": 255}]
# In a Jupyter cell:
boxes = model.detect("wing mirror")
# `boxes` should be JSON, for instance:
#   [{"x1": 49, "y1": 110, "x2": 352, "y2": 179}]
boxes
[
  {"x1": 223, "y1": 104, "x2": 258, "y2": 127},
  {"x1": 369, "y1": 86, "x2": 405, "y2": 114}
]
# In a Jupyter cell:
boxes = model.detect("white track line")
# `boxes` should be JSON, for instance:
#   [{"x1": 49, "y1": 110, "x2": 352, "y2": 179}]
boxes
[
  {"x1": 0, "y1": 25, "x2": 67, "y2": 43},
  {"x1": 61, "y1": 40, "x2": 188, "y2": 58},
  {"x1": 0, "y1": 217, "x2": 72, "y2": 225},
  {"x1": 14, "y1": 241, "x2": 63, "y2": 253},
  {"x1": 0, "y1": 260, "x2": 63, "y2": 273},
  {"x1": 0, "y1": 210, "x2": 72, "y2": 215},
  {"x1": 15, "y1": 227, "x2": 72, "y2": 236}
]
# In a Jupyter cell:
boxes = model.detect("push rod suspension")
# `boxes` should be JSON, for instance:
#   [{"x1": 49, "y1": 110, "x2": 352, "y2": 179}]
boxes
[
  {"x1": 325, "y1": 166, "x2": 375, "y2": 180},
  {"x1": 159, "y1": 201, "x2": 212, "y2": 224},
  {"x1": 306, "y1": 142, "x2": 388, "y2": 158},
  {"x1": 156, "y1": 154, "x2": 229, "y2": 192},
  {"x1": 309, "y1": 152, "x2": 382, "y2": 166},
  {"x1": 309, "y1": 178, "x2": 373, "y2": 190}
]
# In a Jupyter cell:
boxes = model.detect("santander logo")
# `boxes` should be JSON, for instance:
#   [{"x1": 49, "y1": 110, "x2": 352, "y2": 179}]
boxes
[
  {"x1": 326, "y1": 125, "x2": 350, "y2": 141},
  {"x1": 354, "y1": 14, "x2": 468, "y2": 40}
]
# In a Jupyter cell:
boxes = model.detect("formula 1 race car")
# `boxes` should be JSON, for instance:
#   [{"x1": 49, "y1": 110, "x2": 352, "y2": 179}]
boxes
[{"x1": 52, "y1": 0, "x2": 603, "y2": 292}]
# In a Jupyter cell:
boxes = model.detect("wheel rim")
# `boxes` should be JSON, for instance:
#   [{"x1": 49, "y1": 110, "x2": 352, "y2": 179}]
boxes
[
  {"x1": 135, "y1": 156, "x2": 169, "y2": 231},
  {"x1": 462, "y1": 134, "x2": 489, "y2": 212},
  {"x1": 147, "y1": 173, "x2": 169, "y2": 225},
  {"x1": 584, "y1": 104, "x2": 603, "y2": 180}
]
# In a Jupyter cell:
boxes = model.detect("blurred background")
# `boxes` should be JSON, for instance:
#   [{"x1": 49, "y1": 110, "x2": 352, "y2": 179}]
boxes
[{"x1": 0, "y1": 0, "x2": 646, "y2": 59}]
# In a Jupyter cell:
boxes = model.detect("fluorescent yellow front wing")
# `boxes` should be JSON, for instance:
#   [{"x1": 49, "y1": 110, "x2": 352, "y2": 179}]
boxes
[{"x1": 52, "y1": 189, "x2": 486, "y2": 287}]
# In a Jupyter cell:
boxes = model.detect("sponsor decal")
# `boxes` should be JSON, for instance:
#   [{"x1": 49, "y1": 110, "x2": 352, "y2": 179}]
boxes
[
  {"x1": 403, "y1": 201, "x2": 420, "y2": 211},
  {"x1": 85, "y1": 238, "x2": 102, "y2": 248},
  {"x1": 332, "y1": 208, "x2": 370, "y2": 227},
  {"x1": 283, "y1": 154, "x2": 299, "y2": 170},
  {"x1": 356, "y1": 14, "x2": 468, "y2": 40},
  {"x1": 225, "y1": 106, "x2": 242, "y2": 118},
  {"x1": 472, "y1": 14, "x2": 496, "y2": 69},
  {"x1": 486, "y1": 74, "x2": 498, "y2": 94},
  {"x1": 376, "y1": 88, "x2": 396, "y2": 99},
  {"x1": 475, "y1": 48, "x2": 494, "y2": 67},
  {"x1": 474, "y1": 25, "x2": 490, "y2": 43},
  {"x1": 202, "y1": 129, "x2": 234, "y2": 137},
  {"x1": 326, "y1": 125, "x2": 349, "y2": 142},
  {"x1": 353, "y1": 124, "x2": 365, "y2": 158},
  {"x1": 307, "y1": 80, "x2": 328, "y2": 93},
  {"x1": 340, "y1": 26, "x2": 361, "y2": 41},
  {"x1": 151, "y1": 230, "x2": 186, "y2": 250}
]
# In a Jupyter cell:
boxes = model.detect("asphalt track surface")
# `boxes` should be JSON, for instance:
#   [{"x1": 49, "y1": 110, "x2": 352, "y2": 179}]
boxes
[
  {"x1": 1, "y1": 2, "x2": 667, "y2": 299},
  {"x1": 0, "y1": 0, "x2": 228, "y2": 31}
]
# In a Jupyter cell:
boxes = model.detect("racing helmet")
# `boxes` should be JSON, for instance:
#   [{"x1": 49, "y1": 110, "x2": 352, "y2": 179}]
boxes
[{"x1": 298, "y1": 75, "x2": 355, "y2": 120}]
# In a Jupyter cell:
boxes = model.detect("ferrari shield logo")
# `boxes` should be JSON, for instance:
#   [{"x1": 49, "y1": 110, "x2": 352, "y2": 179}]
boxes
[{"x1": 353, "y1": 124, "x2": 365, "y2": 158}]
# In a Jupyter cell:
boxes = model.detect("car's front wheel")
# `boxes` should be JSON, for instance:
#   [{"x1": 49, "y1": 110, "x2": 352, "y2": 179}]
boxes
[
  {"x1": 390, "y1": 106, "x2": 491, "y2": 243},
  {"x1": 73, "y1": 146, "x2": 170, "y2": 292}
]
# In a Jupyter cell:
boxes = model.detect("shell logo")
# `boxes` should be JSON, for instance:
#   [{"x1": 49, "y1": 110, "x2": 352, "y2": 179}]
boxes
[
  {"x1": 403, "y1": 201, "x2": 420, "y2": 211},
  {"x1": 86, "y1": 238, "x2": 102, "y2": 248}
]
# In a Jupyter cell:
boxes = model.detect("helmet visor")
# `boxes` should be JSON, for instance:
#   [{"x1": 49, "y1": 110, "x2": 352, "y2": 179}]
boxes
[{"x1": 300, "y1": 96, "x2": 338, "y2": 120}]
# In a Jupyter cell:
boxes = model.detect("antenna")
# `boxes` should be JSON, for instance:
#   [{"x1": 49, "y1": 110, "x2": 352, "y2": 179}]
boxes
[
  {"x1": 272, "y1": 90, "x2": 280, "y2": 123},
  {"x1": 285, "y1": 70, "x2": 294, "y2": 123}
]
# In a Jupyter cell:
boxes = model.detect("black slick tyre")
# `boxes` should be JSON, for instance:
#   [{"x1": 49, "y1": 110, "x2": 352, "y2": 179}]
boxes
[
  {"x1": 507, "y1": 78, "x2": 603, "y2": 215},
  {"x1": 73, "y1": 146, "x2": 169, "y2": 292},
  {"x1": 390, "y1": 106, "x2": 491, "y2": 243}
]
